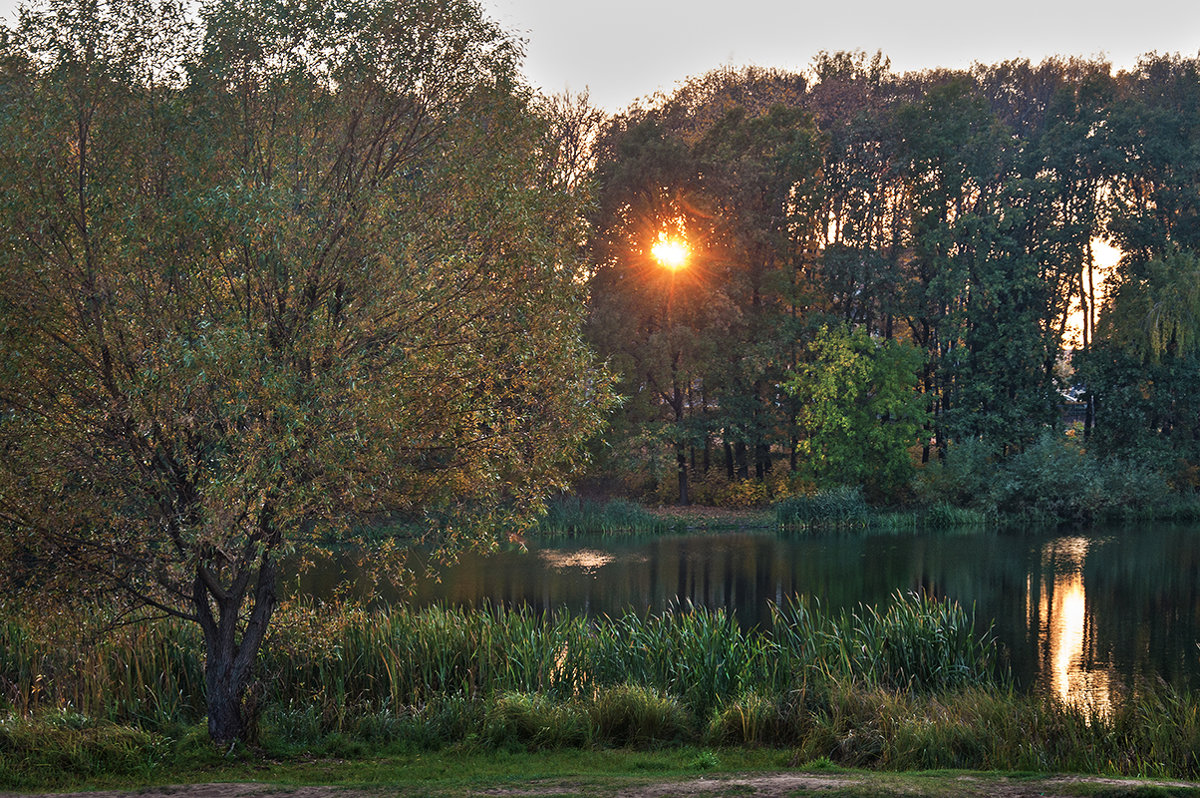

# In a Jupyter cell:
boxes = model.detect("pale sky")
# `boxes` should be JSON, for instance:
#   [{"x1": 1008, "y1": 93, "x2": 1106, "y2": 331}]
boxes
[
  {"x1": 481, "y1": 0, "x2": 1200, "y2": 109},
  {"x1": 1, "y1": 0, "x2": 1197, "y2": 110}
]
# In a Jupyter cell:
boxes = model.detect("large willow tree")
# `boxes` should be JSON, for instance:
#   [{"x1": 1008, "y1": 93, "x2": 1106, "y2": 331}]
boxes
[{"x1": 0, "y1": 0, "x2": 610, "y2": 743}]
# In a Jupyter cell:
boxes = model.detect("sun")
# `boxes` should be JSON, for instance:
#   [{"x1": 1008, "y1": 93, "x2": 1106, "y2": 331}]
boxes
[{"x1": 651, "y1": 233, "x2": 690, "y2": 271}]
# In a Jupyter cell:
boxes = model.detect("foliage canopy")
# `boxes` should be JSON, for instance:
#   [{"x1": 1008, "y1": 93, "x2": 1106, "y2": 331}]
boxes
[{"x1": 0, "y1": 0, "x2": 611, "y2": 742}]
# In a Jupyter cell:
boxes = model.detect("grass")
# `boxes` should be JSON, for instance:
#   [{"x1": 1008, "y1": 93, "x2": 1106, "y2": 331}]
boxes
[
  {"x1": 0, "y1": 740, "x2": 788, "y2": 794},
  {"x1": 4, "y1": 596, "x2": 1200, "y2": 789},
  {"x1": 1, "y1": 745, "x2": 1198, "y2": 797},
  {"x1": 536, "y1": 496, "x2": 685, "y2": 536},
  {"x1": 774, "y1": 487, "x2": 992, "y2": 531},
  {"x1": 535, "y1": 490, "x2": 990, "y2": 538}
]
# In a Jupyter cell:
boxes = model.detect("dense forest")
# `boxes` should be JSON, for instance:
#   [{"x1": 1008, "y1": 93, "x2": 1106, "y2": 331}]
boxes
[{"x1": 584, "y1": 51, "x2": 1200, "y2": 513}]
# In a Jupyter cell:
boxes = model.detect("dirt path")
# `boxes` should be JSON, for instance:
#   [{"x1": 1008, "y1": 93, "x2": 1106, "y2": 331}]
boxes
[{"x1": 6, "y1": 773, "x2": 1200, "y2": 798}]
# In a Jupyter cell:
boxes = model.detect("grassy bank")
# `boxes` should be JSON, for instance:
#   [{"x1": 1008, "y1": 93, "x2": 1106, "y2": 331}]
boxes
[
  {"x1": 552, "y1": 430, "x2": 1200, "y2": 535},
  {"x1": 4, "y1": 596, "x2": 1200, "y2": 789},
  {"x1": 2, "y1": 747, "x2": 1200, "y2": 798},
  {"x1": 541, "y1": 486, "x2": 1200, "y2": 537},
  {"x1": 536, "y1": 496, "x2": 690, "y2": 535},
  {"x1": 536, "y1": 492, "x2": 986, "y2": 536}
]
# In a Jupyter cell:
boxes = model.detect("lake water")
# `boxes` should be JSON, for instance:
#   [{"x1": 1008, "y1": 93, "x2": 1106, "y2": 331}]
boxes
[{"x1": 294, "y1": 523, "x2": 1200, "y2": 711}]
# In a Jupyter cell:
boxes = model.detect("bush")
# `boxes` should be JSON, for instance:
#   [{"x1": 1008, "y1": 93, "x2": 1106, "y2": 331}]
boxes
[
  {"x1": 713, "y1": 479, "x2": 771, "y2": 508},
  {"x1": 917, "y1": 434, "x2": 1171, "y2": 524},
  {"x1": 774, "y1": 486, "x2": 871, "y2": 528},
  {"x1": 587, "y1": 685, "x2": 691, "y2": 747},
  {"x1": 483, "y1": 692, "x2": 590, "y2": 750},
  {"x1": 914, "y1": 438, "x2": 1000, "y2": 512}
]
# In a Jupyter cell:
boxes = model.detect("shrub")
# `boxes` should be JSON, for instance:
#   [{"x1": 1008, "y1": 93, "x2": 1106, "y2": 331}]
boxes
[
  {"x1": 917, "y1": 434, "x2": 1171, "y2": 524},
  {"x1": 774, "y1": 486, "x2": 871, "y2": 528},
  {"x1": 914, "y1": 438, "x2": 1001, "y2": 513},
  {"x1": 707, "y1": 691, "x2": 784, "y2": 746},
  {"x1": 587, "y1": 685, "x2": 691, "y2": 747},
  {"x1": 713, "y1": 479, "x2": 771, "y2": 508},
  {"x1": 483, "y1": 692, "x2": 590, "y2": 750}
]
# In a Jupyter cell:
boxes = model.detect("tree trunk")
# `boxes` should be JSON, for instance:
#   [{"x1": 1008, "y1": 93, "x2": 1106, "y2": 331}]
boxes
[
  {"x1": 756, "y1": 442, "x2": 771, "y2": 479},
  {"x1": 196, "y1": 553, "x2": 278, "y2": 745},
  {"x1": 205, "y1": 665, "x2": 247, "y2": 745},
  {"x1": 670, "y1": 381, "x2": 689, "y2": 506},
  {"x1": 676, "y1": 439, "x2": 690, "y2": 506}
]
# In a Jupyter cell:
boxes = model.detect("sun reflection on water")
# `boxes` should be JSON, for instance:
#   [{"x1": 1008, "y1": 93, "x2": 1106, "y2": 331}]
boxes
[
  {"x1": 537, "y1": 548, "x2": 616, "y2": 574},
  {"x1": 1035, "y1": 537, "x2": 1112, "y2": 714}
]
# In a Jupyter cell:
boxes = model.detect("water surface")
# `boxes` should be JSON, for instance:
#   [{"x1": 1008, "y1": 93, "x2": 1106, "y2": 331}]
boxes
[{"x1": 295, "y1": 524, "x2": 1200, "y2": 710}]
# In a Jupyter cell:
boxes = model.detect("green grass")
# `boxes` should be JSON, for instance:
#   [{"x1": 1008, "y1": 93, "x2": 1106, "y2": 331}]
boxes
[
  {"x1": 5, "y1": 597, "x2": 1200, "y2": 789},
  {"x1": 0, "y1": 739, "x2": 781, "y2": 794},
  {"x1": 536, "y1": 496, "x2": 684, "y2": 535},
  {"x1": 773, "y1": 487, "x2": 991, "y2": 531},
  {"x1": 774, "y1": 486, "x2": 873, "y2": 528},
  {"x1": 2, "y1": 746, "x2": 1199, "y2": 798}
]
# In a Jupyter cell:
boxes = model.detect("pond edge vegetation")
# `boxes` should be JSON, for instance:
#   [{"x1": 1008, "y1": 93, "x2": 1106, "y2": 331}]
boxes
[{"x1": 4, "y1": 595, "x2": 1200, "y2": 789}]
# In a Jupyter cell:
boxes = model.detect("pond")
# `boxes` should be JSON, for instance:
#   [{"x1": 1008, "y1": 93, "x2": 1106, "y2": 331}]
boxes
[{"x1": 293, "y1": 523, "x2": 1200, "y2": 711}]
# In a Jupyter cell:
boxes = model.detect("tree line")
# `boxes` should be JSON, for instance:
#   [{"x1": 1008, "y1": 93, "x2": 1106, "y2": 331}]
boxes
[{"x1": 586, "y1": 51, "x2": 1200, "y2": 504}]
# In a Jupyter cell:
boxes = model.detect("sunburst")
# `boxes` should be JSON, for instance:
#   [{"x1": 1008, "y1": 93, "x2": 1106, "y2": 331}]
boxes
[{"x1": 651, "y1": 232, "x2": 689, "y2": 270}]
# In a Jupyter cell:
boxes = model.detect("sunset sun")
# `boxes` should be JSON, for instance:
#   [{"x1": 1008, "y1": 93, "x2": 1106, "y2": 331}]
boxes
[{"x1": 651, "y1": 233, "x2": 690, "y2": 270}]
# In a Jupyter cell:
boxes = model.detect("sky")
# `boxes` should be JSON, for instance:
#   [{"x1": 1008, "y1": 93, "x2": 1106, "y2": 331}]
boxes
[
  {"x1": 480, "y1": 0, "x2": 1200, "y2": 109},
  {"x1": 0, "y1": 0, "x2": 1196, "y2": 111}
]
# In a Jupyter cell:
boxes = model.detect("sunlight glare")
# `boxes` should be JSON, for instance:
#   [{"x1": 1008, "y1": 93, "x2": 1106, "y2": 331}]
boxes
[
  {"x1": 1035, "y1": 537, "x2": 1113, "y2": 716},
  {"x1": 651, "y1": 233, "x2": 690, "y2": 271}
]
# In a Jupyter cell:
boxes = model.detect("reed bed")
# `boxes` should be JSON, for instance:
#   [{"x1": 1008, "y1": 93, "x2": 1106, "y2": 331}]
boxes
[
  {"x1": 0, "y1": 615, "x2": 206, "y2": 728},
  {"x1": 536, "y1": 489, "x2": 991, "y2": 537},
  {"x1": 0, "y1": 593, "x2": 1001, "y2": 729},
  {"x1": 774, "y1": 488, "x2": 990, "y2": 530},
  {"x1": 5, "y1": 594, "x2": 1200, "y2": 785},
  {"x1": 535, "y1": 496, "x2": 681, "y2": 536}
]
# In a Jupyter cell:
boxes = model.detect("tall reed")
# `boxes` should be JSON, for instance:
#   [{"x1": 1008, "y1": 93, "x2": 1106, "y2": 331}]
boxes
[
  {"x1": 536, "y1": 496, "x2": 679, "y2": 536},
  {"x1": 774, "y1": 486, "x2": 872, "y2": 528},
  {"x1": 0, "y1": 612, "x2": 205, "y2": 728},
  {"x1": 771, "y1": 592, "x2": 1003, "y2": 692},
  {"x1": 6, "y1": 596, "x2": 1200, "y2": 782},
  {"x1": 3, "y1": 593, "x2": 1000, "y2": 729}
]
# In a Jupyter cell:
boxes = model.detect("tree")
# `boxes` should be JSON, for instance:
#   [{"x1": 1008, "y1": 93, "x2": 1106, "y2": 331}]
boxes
[
  {"x1": 0, "y1": 0, "x2": 611, "y2": 743},
  {"x1": 1075, "y1": 55, "x2": 1200, "y2": 469},
  {"x1": 783, "y1": 323, "x2": 927, "y2": 497},
  {"x1": 587, "y1": 70, "x2": 828, "y2": 500},
  {"x1": 692, "y1": 102, "x2": 824, "y2": 481},
  {"x1": 587, "y1": 110, "x2": 718, "y2": 505},
  {"x1": 894, "y1": 76, "x2": 1067, "y2": 453}
]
